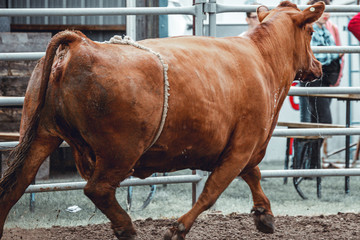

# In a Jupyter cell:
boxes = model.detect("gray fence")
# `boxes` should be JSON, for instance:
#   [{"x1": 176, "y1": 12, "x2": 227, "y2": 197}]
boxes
[{"x1": 1, "y1": 1, "x2": 360, "y2": 195}]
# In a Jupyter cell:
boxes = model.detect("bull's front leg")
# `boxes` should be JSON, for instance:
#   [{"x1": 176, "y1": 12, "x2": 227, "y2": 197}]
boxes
[
  {"x1": 164, "y1": 155, "x2": 245, "y2": 240},
  {"x1": 241, "y1": 165, "x2": 274, "y2": 233}
]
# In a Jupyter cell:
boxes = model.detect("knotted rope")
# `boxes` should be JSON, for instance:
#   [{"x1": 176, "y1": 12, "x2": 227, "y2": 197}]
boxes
[{"x1": 105, "y1": 36, "x2": 170, "y2": 152}]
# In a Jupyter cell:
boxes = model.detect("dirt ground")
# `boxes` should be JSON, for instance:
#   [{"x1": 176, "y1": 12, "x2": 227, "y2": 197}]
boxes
[{"x1": 3, "y1": 212, "x2": 360, "y2": 240}]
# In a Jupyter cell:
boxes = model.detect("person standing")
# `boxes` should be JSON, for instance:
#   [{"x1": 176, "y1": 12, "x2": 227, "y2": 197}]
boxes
[
  {"x1": 245, "y1": 10, "x2": 260, "y2": 31},
  {"x1": 239, "y1": 3, "x2": 260, "y2": 36},
  {"x1": 295, "y1": 0, "x2": 342, "y2": 170},
  {"x1": 301, "y1": 0, "x2": 342, "y2": 125},
  {"x1": 325, "y1": 9, "x2": 344, "y2": 87}
]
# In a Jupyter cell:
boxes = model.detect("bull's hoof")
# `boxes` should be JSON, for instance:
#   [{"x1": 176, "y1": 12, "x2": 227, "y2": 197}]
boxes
[
  {"x1": 163, "y1": 222, "x2": 186, "y2": 240},
  {"x1": 251, "y1": 207, "x2": 275, "y2": 234},
  {"x1": 112, "y1": 226, "x2": 137, "y2": 240},
  {"x1": 113, "y1": 230, "x2": 136, "y2": 240}
]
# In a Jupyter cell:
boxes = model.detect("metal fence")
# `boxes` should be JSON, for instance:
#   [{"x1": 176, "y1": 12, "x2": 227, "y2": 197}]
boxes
[{"x1": 1, "y1": 1, "x2": 360, "y2": 196}]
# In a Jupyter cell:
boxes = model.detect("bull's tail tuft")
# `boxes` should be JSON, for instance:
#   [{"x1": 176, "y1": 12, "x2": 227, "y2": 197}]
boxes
[{"x1": 0, "y1": 30, "x2": 85, "y2": 198}]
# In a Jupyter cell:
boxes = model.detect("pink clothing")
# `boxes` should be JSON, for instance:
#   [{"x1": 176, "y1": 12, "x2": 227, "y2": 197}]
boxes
[
  {"x1": 325, "y1": 20, "x2": 344, "y2": 86},
  {"x1": 326, "y1": 20, "x2": 341, "y2": 46}
]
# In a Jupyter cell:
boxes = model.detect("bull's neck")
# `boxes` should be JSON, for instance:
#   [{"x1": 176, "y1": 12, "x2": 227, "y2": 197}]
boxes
[
  {"x1": 248, "y1": 21, "x2": 296, "y2": 119},
  {"x1": 251, "y1": 22, "x2": 295, "y2": 87},
  {"x1": 251, "y1": 23, "x2": 295, "y2": 82}
]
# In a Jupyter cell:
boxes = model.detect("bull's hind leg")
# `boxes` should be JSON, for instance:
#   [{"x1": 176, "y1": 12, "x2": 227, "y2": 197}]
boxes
[
  {"x1": 0, "y1": 134, "x2": 61, "y2": 237},
  {"x1": 83, "y1": 156, "x2": 136, "y2": 240},
  {"x1": 164, "y1": 155, "x2": 245, "y2": 240},
  {"x1": 241, "y1": 166, "x2": 274, "y2": 233}
]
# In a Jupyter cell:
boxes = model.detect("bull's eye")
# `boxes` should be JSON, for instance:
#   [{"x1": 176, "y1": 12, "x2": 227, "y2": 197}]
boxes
[{"x1": 308, "y1": 26, "x2": 315, "y2": 37}]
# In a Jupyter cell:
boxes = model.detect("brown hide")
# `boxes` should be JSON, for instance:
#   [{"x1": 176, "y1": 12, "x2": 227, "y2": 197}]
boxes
[
  {"x1": 43, "y1": 17, "x2": 322, "y2": 179},
  {"x1": 0, "y1": 1, "x2": 325, "y2": 239}
]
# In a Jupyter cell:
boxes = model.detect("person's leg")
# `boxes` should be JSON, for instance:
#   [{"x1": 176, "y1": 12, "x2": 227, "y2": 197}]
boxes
[
  {"x1": 316, "y1": 97, "x2": 332, "y2": 124},
  {"x1": 299, "y1": 82, "x2": 311, "y2": 123},
  {"x1": 299, "y1": 96, "x2": 311, "y2": 123},
  {"x1": 308, "y1": 95, "x2": 331, "y2": 169}
]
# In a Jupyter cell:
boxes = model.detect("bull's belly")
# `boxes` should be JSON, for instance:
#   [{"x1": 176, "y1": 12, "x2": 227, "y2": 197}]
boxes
[{"x1": 132, "y1": 150, "x2": 220, "y2": 179}]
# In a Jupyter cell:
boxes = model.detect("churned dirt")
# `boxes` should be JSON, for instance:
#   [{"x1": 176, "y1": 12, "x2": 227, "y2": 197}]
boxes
[{"x1": 3, "y1": 212, "x2": 360, "y2": 240}]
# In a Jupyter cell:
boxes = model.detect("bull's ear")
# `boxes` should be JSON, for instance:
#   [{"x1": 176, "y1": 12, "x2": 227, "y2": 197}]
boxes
[
  {"x1": 257, "y1": 5, "x2": 270, "y2": 22},
  {"x1": 294, "y1": 1, "x2": 325, "y2": 27}
]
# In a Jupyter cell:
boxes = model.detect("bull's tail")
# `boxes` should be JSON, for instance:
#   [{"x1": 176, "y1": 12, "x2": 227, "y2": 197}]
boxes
[
  {"x1": 0, "y1": 30, "x2": 85, "y2": 238},
  {"x1": 0, "y1": 30, "x2": 84, "y2": 198},
  {"x1": 37, "y1": 30, "x2": 86, "y2": 120}
]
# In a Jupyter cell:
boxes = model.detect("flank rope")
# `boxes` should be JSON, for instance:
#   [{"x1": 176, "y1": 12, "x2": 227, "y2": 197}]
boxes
[{"x1": 105, "y1": 36, "x2": 170, "y2": 152}]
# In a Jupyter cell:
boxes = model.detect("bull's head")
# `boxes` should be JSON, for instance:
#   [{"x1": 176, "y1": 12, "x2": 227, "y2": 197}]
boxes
[{"x1": 258, "y1": 1, "x2": 325, "y2": 82}]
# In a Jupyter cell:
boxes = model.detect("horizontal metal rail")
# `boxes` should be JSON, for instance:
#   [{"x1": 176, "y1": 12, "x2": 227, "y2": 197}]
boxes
[
  {"x1": 1, "y1": 46, "x2": 360, "y2": 61},
  {"x1": 0, "y1": 97, "x2": 24, "y2": 107},
  {"x1": 0, "y1": 4, "x2": 358, "y2": 18},
  {"x1": 2, "y1": 127, "x2": 360, "y2": 150},
  {"x1": 261, "y1": 169, "x2": 360, "y2": 178},
  {"x1": 312, "y1": 46, "x2": 360, "y2": 53},
  {"x1": 272, "y1": 128, "x2": 360, "y2": 137},
  {"x1": 25, "y1": 174, "x2": 203, "y2": 193},
  {"x1": 22, "y1": 169, "x2": 360, "y2": 194},
  {"x1": 1, "y1": 4, "x2": 347, "y2": 16},
  {"x1": 0, "y1": 52, "x2": 44, "y2": 61},
  {"x1": 216, "y1": 4, "x2": 360, "y2": 13},
  {"x1": 0, "y1": 141, "x2": 69, "y2": 151},
  {"x1": 1, "y1": 88, "x2": 360, "y2": 107},
  {"x1": 288, "y1": 87, "x2": 360, "y2": 95},
  {"x1": 0, "y1": 141, "x2": 19, "y2": 150},
  {"x1": 0, "y1": 7, "x2": 196, "y2": 17}
]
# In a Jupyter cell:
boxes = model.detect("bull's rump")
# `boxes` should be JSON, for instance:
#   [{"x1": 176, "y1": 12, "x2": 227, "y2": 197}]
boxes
[{"x1": 49, "y1": 35, "x2": 271, "y2": 175}]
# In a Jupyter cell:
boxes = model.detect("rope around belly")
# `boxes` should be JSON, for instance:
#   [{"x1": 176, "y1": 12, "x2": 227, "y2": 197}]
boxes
[{"x1": 104, "y1": 36, "x2": 169, "y2": 153}]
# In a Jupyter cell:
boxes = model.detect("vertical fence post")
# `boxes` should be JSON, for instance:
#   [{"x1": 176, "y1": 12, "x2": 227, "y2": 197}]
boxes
[
  {"x1": 192, "y1": 0, "x2": 206, "y2": 205},
  {"x1": 345, "y1": 99, "x2": 351, "y2": 194},
  {"x1": 159, "y1": 0, "x2": 168, "y2": 38},
  {"x1": 192, "y1": 170, "x2": 207, "y2": 205},
  {"x1": 126, "y1": 0, "x2": 136, "y2": 40},
  {"x1": 207, "y1": 0, "x2": 217, "y2": 37},
  {"x1": 194, "y1": 0, "x2": 206, "y2": 36},
  {"x1": 29, "y1": 179, "x2": 35, "y2": 212}
]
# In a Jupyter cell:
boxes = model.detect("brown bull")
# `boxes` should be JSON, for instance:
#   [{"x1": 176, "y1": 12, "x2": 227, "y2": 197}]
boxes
[{"x1": 0, "y1": 1, "x2": 324, "y2": 239}]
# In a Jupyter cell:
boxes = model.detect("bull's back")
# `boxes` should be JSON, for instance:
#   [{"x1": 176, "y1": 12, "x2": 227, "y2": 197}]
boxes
[{"x1": 143, "y1": 36, "x2": 270, "y2": 117}]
